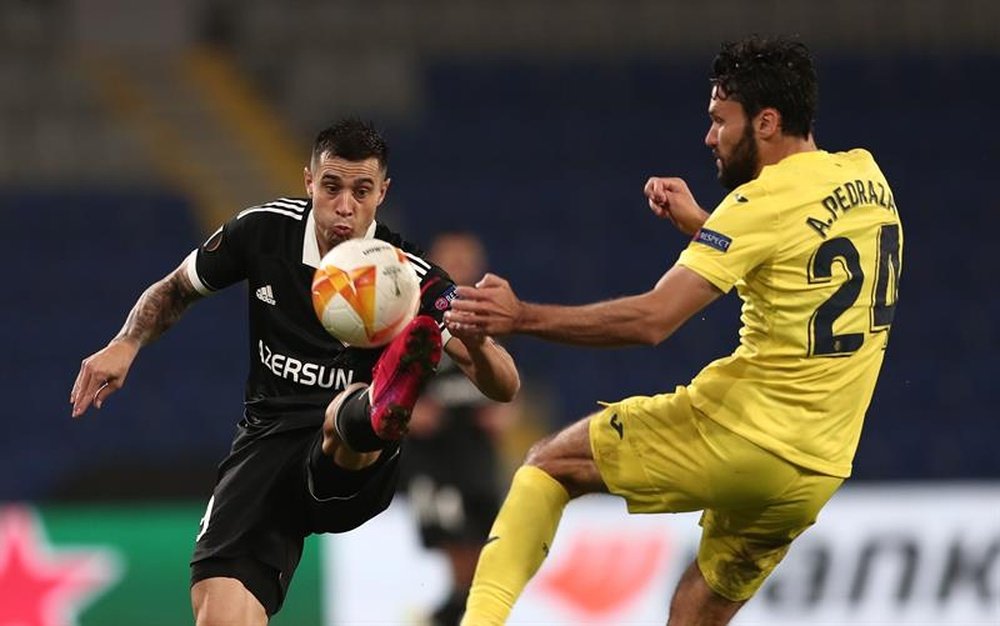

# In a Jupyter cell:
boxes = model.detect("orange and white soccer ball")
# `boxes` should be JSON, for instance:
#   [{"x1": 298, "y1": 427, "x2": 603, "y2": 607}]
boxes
[{"x1": 311, "y1": 239, "x2": 421, "y2": 347}]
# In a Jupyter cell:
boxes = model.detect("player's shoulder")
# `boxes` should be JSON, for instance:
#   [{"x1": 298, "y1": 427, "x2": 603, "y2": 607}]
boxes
[
  {"x1": 373, "y1": 223, "x2": 430, "y2": 267},
  {"x1": 837, "y1": 148, "x2": 888, "y2": 180},
  {"x1": 220, "y1": 197, "x2": 310, "y2": 246},
  {"x1": 374, "y1": 223, "x2": 450, "y2": 284},
  {"x1": 712, "y1": 176, "x2": 772, "y2": 216},
  {"x1": 840, "y1": 147, "x2": 877, "y2": 165},
  {"x1": 234, "y1": 197, "x2": 311, "y2": 225},
  {"x1": 374, "y1": 222, "x2": 424, "y2": 254},
  {"x1": 741, "y1": 150, "x2": 860, "y2": 209}
]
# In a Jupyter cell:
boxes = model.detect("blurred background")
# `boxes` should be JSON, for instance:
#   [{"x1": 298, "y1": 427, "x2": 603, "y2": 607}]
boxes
[{"x1": 1, "y1": 0, "x2": 997, "y2": 624}]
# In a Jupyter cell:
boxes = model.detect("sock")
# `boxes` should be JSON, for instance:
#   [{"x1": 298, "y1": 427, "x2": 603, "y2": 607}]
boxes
[
  {"x1": 461, "y1": 466, "x2": 570, "y2": 625},
  {"x1": 334, "y1": 386, "x2": 385, "y2": 452}
]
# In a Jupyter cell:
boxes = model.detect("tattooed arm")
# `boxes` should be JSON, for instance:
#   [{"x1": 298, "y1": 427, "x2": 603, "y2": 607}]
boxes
[{"x1": 70, "y1": 261, "x2": 204, "y2": 417}]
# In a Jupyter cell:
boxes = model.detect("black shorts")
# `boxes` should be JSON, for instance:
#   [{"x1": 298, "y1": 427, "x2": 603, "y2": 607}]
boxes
[{"x1": 190, "y1": 421, "x2": 400, "y2": 615}]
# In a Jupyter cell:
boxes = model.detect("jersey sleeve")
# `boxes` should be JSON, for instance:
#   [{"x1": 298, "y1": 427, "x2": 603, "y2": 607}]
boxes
[
  {"x1": 404, "y1": 251, "x2": 457, "y2": 344},
  {"x1": 676, "y1": 187, "x2": 782, "y2": 293},
  {"x1": 183, "y1": 213, "x2": 252, "y2": 295}
]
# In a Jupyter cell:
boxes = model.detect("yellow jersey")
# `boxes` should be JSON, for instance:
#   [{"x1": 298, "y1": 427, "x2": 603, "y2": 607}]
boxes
[{"x1": 676, "y1": 149, "x2": 902, "y2": 477}]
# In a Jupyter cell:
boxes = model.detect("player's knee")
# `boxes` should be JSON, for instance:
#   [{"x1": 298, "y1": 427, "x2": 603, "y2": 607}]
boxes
[
  {"x1": 321, "y1": 388, "x2": 351, "y2": 456},
  {"x1": 322, "y1": 382, "x2": 370, "y2": 456},
  {"x1": 522, "y1": 418, "x2": 590, "y2": 468},
  {"x1": 321, "y1": 414, "x2": 340, "y2": 456},
  {"x1": 195, "y1": 605, "x2": 262, "y2": 626},
  {"x1": 523, "y1": 433, "x2": 558, "y2": 467},
  {"x1": 193, "y1": 605, "x2": 228, "y2": 626},
  {"x1": 192, "y1": 579, "x2": 267, "y2": 626},
  {"x1": 523, "y1": 441, "x2": 601, "y2": 498}
]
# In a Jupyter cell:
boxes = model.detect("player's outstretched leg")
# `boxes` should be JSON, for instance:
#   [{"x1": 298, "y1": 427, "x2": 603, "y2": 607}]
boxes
[
  {"x1": 322, "y1": 381, "x2": 385, "y2": 462},
  {"x1": 369, "y1": 314, "x2": 442, "y2": 439},
  {"x1": 322, "y1": 316, "x2": 441, "y2": 456}
]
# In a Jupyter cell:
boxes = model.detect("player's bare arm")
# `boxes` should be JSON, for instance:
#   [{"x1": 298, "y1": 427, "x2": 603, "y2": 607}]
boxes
[
  {"x1": 446, "y1": 267, "x2": 721, "y2": 347},
  {"x1": 70, "y1": 261, "x2": 203, "y2": 417},
  {"x1": 644, "y1": 176, "x2": 710, "y2": 235},
  {"x1": 443, "y1": 333, "x2": 520, "y2": 403}
]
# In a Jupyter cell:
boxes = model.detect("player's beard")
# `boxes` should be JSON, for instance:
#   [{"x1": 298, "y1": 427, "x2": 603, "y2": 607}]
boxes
[{"x1": 718, "y1": 123, "x2": 759, "y2": 190}]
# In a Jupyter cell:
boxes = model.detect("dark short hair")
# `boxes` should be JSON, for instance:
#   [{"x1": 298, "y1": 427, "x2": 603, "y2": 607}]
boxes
[
  {"x1": 710, "y1": 36, "x2": 817, "y2": 138},
  {"x1": 311, "y1": 118, "x2": 389, "y2": 172}
]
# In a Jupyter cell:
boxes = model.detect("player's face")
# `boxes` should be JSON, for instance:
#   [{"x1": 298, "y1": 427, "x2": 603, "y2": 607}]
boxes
[
  {"x1": 305, "y1": 152, "x2": 389, "y2": 253},
  {"x1": 705, "y1": 88, "x2": 759, "y2": 190}
]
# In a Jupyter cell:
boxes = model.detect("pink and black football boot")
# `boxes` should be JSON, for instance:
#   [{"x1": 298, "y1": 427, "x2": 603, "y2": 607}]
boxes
[{"x1": 369, "y1": 315, "x2": 442, "y2": 440}]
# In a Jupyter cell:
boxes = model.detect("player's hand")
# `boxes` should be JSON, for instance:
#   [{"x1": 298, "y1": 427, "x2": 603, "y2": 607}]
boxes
[
  {"x1": 70, "y1": 338, "x2": 140, "y2": 418},
  {"x1": 445, "y1": 273, "x2": 522, "y2": 337},
  {"x1": 644, "y1": 176, "x2": 710, "y2": 236},
  {"x1": 447, "y1": 314, "x2": 489, "y2": 347}
]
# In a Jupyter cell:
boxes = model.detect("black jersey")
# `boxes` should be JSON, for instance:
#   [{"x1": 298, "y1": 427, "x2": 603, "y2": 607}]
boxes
[{"x1": 183, "y1": 197, "x2": 455, "y2": 434}]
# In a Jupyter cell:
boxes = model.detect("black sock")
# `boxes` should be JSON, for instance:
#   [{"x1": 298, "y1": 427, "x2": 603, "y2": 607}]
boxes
[{"x1": 333, "y1": 386, "x2": 385, "y2": 452}]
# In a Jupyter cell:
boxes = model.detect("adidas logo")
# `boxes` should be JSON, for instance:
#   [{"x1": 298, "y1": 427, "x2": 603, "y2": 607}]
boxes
[{"x1": 256, "y1": 284, "x2": 276, "y2": 305}]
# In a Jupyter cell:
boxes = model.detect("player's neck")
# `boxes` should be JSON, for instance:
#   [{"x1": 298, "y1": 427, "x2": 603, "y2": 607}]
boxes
[
  {"x1": 316, "y1": 234, "x2": 331, "y2": 259},
  {"x1": 758, "y1": 135, "x2": 818, "y2": 172}
]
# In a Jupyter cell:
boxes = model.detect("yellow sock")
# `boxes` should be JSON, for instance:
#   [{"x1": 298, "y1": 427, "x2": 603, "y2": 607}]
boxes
[{"x1": 461, "y1": 465, "x2": 571, "y2": 625}]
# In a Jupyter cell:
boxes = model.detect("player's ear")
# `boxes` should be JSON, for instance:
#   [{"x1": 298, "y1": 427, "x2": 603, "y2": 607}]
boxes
[
  {"x1": 756, "y1": 108, "x2": 780, "y2": 139},
  {"x1": 304, "y1": 166, "x2": 314, "y2": 197},
  {"x1": 377, "y1": 177, "x2": 391, "y2": 205}
]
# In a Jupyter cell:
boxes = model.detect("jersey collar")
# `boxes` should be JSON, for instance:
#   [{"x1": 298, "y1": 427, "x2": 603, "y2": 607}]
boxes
[{"x1": 301, "y1": 209, "x2": 379, "y2": 268}]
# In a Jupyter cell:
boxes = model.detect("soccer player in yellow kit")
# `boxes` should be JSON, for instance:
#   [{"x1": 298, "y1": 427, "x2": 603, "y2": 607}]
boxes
[{"x1": 446, "y1": 36, "x2": 902, "y2": 625}]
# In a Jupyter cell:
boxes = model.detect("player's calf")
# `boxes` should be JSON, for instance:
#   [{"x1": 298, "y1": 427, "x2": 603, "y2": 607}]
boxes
[{"x1": 322, "y1": 382, "x2": 384, "y2": 463}]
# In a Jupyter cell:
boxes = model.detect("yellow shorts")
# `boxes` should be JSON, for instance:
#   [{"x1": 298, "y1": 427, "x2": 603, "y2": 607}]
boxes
[{"x1": 589, "y1": 386, "x2": 843, "y2": 601}]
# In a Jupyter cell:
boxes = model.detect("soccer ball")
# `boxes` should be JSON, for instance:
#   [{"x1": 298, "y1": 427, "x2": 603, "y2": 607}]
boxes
[{"x1": 311, "y1": 239, "x2": 421, "y2": 347}]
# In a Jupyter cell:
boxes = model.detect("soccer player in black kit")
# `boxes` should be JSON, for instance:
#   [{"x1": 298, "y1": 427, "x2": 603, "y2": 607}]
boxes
[{"x1": 69, "y1": 119, "x2": 520, "y2": 626}]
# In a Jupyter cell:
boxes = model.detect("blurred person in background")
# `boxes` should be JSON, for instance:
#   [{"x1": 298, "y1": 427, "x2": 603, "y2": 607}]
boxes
[
  {"x1": 400, "y1": 232, "x2": 515, "y2": 626},
  {"x1": 447, "y1": 36, "x2": 902, "y2": 625},
  {"x1": 69, "y1": 118, "x2": 519, "y2": 626}
]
